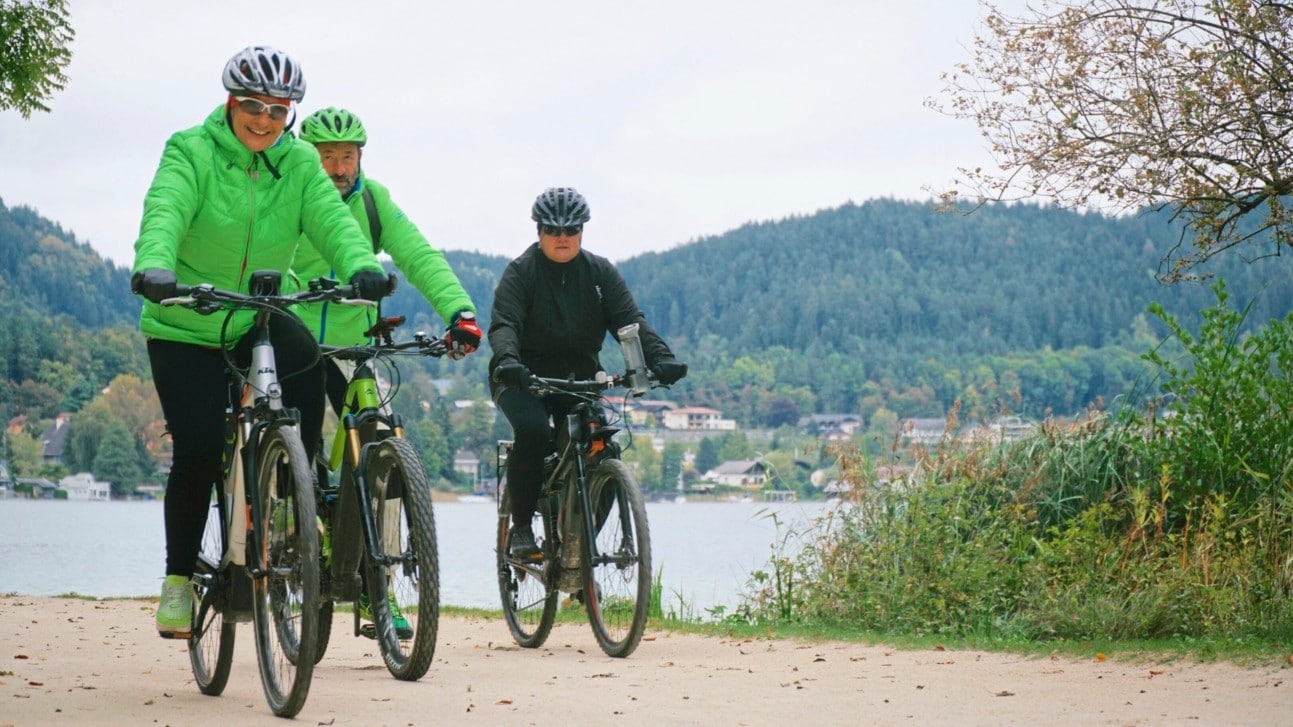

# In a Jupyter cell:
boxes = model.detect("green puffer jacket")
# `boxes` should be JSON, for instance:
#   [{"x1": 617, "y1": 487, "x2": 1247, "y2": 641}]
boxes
[
  {"x1": 132, "y1": 105, "x2": 384, "y2": 348},
  {"x1": 292, "y1": 174, "x2": 475, "y2": 346}
]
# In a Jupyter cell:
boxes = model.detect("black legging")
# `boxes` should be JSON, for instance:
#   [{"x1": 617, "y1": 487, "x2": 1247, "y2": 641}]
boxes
[
  {"x1": 148, "y1": 314, "x2": 326, "y2": 577},
  {"x1": 495, "y1": 387, "x2": 574, "y2": 523}
]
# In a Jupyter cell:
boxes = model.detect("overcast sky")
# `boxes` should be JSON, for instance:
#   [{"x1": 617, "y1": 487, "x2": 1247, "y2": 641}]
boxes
[{"x1": 0, "y1": 1, "x2": 1017, "y2": 269}]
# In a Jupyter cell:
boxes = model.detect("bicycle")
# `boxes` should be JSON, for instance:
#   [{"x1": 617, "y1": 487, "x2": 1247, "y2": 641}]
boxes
[
  {"x1": 494, "y1": 355, "x2": 657, "y2": 658},
  {"x1": 310, "y1": 314, "x2": 445, "y2": 681},
  {"x1": 166, "y1": 271, "x2": 373, "y2": 717}
]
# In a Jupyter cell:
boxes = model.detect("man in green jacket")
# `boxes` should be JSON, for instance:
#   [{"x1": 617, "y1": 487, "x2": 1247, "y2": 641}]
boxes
[
  {"x1": 294, "y1": 106, "x2": 481, "y2": 637},
  {"x1": 295, "y1": 106, "x2": 481, "y2": 396},
  {"x1": 131, "y1": 46, "x2": 390, "y2": 638}
]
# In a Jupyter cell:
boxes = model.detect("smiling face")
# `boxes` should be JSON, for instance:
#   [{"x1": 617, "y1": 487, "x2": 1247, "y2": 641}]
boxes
[{"x1": 228, "y1": 93, "x2": 290, "y2": 152}]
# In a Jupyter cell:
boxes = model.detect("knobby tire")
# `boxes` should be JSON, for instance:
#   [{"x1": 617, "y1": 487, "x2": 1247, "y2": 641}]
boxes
[
  {"x1": 363, "y1": 436, "x2": 439, "y2": 681},
  {"x1": 250, "y1": 426, "x2": 320, "y2": 718},
  {"x1": 582, "y1": 459, "x2": 651, "y2": 658}
]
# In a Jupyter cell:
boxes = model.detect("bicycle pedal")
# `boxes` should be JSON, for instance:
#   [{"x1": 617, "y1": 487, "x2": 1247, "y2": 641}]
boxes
[{"x1": 359, "y1": 623, "x2": 378, "y2": 640}]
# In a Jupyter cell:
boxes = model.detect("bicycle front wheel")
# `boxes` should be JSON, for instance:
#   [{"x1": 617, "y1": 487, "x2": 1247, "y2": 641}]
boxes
[
  {"x1": 583, "y1": 459, "x2": 651, "y2": 658},
  {"x1": 496, "y1": 488, "x2": 557, "y2": 648},
  {"x1": 363, "y1": 436, "x2": 439, "y2": 681},
  {"x1": 189, "y1": 496, "x2": 235, "y2": 695},
  {"x1": 251, "y1": 425, "x2": 320, "y2": 718}
]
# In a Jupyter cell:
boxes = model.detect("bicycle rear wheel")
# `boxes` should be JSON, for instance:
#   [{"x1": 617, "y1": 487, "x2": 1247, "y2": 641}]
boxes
[
  {"x1": 189, "y1": 497, "x2": 235, "y2": 695},
  {"x1": 362, "y1": 436, "x2": 439, "y2": 681},
  {"x1": 496, "y1": 488, "x2": 557, "y2": 648},
  {"x1": 582, "y1": 459, "x2": 651, "y2": 658},
  {"x1": 251, "y1": 426, "x2": 319, "y2": 718}
]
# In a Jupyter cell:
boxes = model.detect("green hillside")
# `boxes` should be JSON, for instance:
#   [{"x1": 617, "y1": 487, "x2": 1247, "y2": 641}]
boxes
[{"x1": 0, "y1": 196, "x2": 1288, "y2": 426}]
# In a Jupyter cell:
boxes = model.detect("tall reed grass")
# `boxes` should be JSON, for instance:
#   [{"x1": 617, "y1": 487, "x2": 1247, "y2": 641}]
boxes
[{"x1": 740, "y1": 282, "x2": 1293, "y2": 642}]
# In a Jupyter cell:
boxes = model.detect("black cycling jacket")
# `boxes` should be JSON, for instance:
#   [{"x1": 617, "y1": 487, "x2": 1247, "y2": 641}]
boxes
[{"x1": 488, "y1": 242, "x2": 676, "y2": 397}]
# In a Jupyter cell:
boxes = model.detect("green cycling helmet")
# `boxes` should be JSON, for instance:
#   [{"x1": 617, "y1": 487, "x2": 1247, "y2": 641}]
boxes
[{"x1": 300, "y1": 107, "x2": 367, "y2": 146}]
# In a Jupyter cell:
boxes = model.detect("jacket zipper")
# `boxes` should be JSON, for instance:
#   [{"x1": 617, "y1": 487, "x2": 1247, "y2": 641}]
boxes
[{"x1": 238, "y1": 162, "x2": 259, "y2": 289}]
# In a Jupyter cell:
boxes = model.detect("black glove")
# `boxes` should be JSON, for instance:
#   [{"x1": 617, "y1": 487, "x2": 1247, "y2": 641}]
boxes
[
  {"x1": 349, "y1": 270, "x2": 391, "y2": 302},
  {"x1": 445, "y1": 310, "x2": 482, "y2": 360},
  {"x1": 652, "y1": 360, "x2": 688, "y2": 386},
  {"x1": 131, "y1": 268, "x2": 177, "y2": 303},
  {"x1": 492, "y1": 362, "x2": 531, "y2": 388}
]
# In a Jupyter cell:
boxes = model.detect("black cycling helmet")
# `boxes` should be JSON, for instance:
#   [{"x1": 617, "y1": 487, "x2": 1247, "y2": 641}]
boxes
[
  {"x1": 222, "y1": 45, "x2": 306, "y2": 101},
  {"x1": 530, "y1": 187, "x2": 591, "y2": 226}
]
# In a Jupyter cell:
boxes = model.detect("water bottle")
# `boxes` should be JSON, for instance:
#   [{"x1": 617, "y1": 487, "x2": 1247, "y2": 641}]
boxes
[{"x1": 617, "y1": 323, "x2": 649, "y2": 396}]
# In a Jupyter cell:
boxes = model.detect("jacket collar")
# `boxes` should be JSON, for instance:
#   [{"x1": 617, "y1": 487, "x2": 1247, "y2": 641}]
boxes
[{"x1": 204, "y1": 104, "x2": 291, "y2": 171}]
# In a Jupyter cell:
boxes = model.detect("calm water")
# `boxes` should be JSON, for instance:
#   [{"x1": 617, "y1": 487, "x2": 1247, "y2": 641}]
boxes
[{"x1": 0, "y1": 498, "x2": 836, "y2": 617}]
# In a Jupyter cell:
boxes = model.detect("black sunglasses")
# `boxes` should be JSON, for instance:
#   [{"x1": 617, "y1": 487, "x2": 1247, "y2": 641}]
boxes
[
  {"x1": 233, "y1": 96, "x2": 291, "y2": 121},
  {"x1": 540, "y1": 224, "x2": 583, "y2": 237}
]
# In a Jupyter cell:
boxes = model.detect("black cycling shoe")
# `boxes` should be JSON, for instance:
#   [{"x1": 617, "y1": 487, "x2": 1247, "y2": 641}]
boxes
[{"x1": 509, "y1": 524, "x2": 542, "y2": 560}]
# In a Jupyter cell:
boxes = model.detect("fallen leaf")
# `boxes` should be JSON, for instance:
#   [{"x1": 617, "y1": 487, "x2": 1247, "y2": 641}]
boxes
[
  {"x1": 1094, "y1": 653, "x2": 1107, "y2": 662},
  {"x1": 996, "y1": 690, "x2": 1015, "y2": 697},
  {"x1": 497, "y1": 699, "x2": 513, "y2": 705}
]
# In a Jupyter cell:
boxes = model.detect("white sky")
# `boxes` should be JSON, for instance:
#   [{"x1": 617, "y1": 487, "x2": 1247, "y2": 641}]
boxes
[{"x1": 0, "y1": 1, "x2": 1014, "y2": 268}]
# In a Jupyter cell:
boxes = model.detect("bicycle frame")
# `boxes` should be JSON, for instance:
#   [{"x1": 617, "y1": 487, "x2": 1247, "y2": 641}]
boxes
[{"x1": 321, "y1": 326, "x2": 445, "y2": 598}]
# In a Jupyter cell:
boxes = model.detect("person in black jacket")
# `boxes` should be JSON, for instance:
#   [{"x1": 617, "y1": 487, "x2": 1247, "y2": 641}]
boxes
[{"x1": 489, "y1": 186, "x2": 687, "y2": 558}]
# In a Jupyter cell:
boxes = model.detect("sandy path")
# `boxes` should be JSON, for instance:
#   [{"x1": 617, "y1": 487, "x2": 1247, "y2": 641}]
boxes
[{"x1": 1, "y1": 596, "x2": 1286, "y2": 726}]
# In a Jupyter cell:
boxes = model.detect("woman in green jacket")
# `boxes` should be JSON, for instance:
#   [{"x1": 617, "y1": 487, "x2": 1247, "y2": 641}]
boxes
[{"x1": 130, "y1": 45, "x2": 389, "y2": 638}]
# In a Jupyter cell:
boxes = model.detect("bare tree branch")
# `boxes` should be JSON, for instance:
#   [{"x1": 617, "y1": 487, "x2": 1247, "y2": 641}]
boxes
[{"x1": 929, "y1": 0, "x2": 1292, "y2": 280}]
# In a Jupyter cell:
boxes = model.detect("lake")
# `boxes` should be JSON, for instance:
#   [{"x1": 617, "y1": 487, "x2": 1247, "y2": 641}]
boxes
[{"x1": 0, "y1": 498, "x2": 837, "y2": 618}]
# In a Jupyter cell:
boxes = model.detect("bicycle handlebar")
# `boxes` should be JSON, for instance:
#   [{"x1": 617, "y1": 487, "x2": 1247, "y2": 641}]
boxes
[
  {"x1": 162, "y1": 277, "x2": 375, "y2": 314},
  {"x1": 526, "y1": 371, "x2": 658, "y2": 397},
  {"x1": 321, "y1": 335, "x2": 448, "y2": 361}
]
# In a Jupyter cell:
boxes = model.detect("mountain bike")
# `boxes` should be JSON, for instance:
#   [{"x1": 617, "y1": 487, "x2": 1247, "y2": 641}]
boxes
[
  {"x1": 166, "y1": 271, "x2": 372, "y2": 718},
  {"x1": 495, "y1": 363, "x2": 657, "y2": 658},
  {"x1": 310, "y1": 315, "x2": 445, "y2": 681}
]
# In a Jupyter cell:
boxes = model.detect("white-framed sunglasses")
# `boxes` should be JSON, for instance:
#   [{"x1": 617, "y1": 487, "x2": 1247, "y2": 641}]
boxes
[{"x1": 232, "y1": 96, "x2": 291, "y2": 121}]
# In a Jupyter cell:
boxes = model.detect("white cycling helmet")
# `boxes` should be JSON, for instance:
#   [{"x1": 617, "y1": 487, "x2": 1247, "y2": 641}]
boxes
[{"x1": 221, "y1": 45, "x2": 306, "y2": 101}]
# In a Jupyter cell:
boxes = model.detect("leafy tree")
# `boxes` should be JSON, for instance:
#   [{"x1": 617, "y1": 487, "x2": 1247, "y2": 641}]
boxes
[
  {"x1": 934, "y1": 0, "x2": 1293, "y2": 277},
  {"x1": 0, "y1": 0, "x2": 74, "y2": 118},
  {"x1": 694, "y1": 436, "x2": 720, "y2": 475},
  {"x1": 57, "y1": 374, "x2": 97, "y2": 413},
  {"x1": 661, "y1": 440, "x2": 686, "y2": 494},
  {"x1": 92, "y1": 419, "x2": 145, "y2": 495},
  {"x1": 7, "y1": 426, "x2": 41, "y2": 477},
  {"x1": 718, "y1": 430, "x2": 755, "y2": 463}
]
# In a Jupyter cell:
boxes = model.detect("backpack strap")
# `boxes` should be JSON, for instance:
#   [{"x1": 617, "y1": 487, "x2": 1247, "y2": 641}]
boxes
[{"x1": 361, "y1": 186, "x2": 382, "y2": 253}]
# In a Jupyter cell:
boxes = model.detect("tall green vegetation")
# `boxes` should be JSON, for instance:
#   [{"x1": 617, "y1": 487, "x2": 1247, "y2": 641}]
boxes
[{"x1": 741, "y1": 284, "x2": 1292, "y2": 641}]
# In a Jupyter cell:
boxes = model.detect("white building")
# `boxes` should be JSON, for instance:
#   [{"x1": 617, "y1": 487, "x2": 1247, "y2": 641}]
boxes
[
  {"x1": 662, "y1": 407, "x2": 737, "y2": 431},
  {"x1": 59, "y1": 472, "x2": 111, "y2": 501}
]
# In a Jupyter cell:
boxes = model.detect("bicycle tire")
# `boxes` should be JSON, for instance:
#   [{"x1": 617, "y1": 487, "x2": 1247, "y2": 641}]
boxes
[
  {"x1": 250, "y1": 426, "x2": 320, "y2": 718},
  {"x1": 363, "y1": 437, "x2": 439, "y2": 681},
  {"x1": 189, "y1": 499, "x2": 235, "y2": 695},
  {"x1": 582, "y1": 459, "x2": 652, "y2": 658},
  {"x1": 312, "y1": 598, "x2": 334, "y2": 665},
  {"x1": 496, "y1": 487, "x2": 557, "y2": 648}
]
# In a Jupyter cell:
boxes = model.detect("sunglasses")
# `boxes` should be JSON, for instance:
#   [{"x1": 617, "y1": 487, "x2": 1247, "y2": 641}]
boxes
[
  {"x1": 541, "y1": 224, "x2": 583, "y2": 237},
  {"x1": 233, "y1": 96, "x2": 291, "y2": 121}
]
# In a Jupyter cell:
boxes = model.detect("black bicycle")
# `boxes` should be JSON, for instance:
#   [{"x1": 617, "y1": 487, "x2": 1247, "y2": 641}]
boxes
[
  {"x1": 495, "y1": 367, "x2": 657, "y2": 658},
  {"x1": 311, "y1": 314, "x2": 445, "y2": 681},
  {"x1": 166, "y1": 271, "x2": 372, "y2": 717}
]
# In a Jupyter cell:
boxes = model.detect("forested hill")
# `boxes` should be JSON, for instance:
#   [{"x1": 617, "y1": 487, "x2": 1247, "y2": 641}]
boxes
[
  {"x1": 617, "y1": 199, "x2": 1290, "y2": 361},
  {"x1": 2, "y1": 196, "x2": 1288, "y2": 422},
  {"x1": 0, "y1": 198, "x2": 137, "y2": 326}
]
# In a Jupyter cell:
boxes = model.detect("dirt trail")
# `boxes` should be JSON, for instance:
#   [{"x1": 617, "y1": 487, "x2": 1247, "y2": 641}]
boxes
[{"x1": 1, "y1": 596, "x2": 1287, "y2": 726}]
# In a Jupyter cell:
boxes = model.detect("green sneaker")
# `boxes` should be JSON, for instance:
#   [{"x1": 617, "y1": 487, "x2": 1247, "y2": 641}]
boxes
[
  {"x1": 156, "y1": 575, "x2": 192, "y2": 638},
  {"x1": 357, "y1": 592, "x2": 413, "y2": 639}
]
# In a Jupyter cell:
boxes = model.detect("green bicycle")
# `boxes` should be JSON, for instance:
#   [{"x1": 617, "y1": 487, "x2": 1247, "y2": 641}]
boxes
[{"x1": 312, "y1": 314, "x2": 444, "y2": 681}]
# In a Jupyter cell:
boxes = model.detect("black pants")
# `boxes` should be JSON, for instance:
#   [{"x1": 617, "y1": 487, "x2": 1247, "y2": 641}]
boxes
[
  {"x1": 148, "y1": 316, "x2": 325, "y2": 577},
  {"x1": 495, "y1": 387, "x2": 574, "y2": 523}
]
